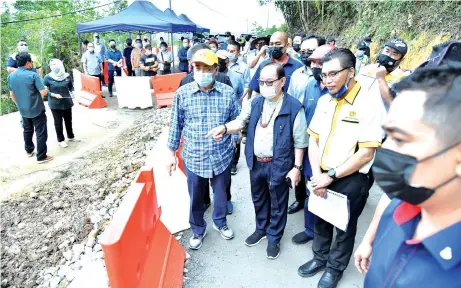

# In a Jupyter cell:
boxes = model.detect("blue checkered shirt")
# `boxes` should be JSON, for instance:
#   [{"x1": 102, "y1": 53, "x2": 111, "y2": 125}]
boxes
[{"x1": 167, "y1": 80, "x2": 239, "y2": 178}]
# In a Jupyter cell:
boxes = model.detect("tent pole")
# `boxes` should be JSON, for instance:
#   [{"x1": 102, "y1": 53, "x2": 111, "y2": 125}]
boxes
[
  {"x1": 78, "y1": 33, "x2": 82, "y2": 57},
  {"x1": 170, "y1": 32, "x2": 175, "y2": 72}
]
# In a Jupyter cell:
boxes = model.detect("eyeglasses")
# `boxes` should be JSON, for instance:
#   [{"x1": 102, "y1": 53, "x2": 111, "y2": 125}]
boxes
[
  {"x1": 321, "y1": 67, "x2": 350, "y2": 80},
  {"x1": 258, "y1": 78, "x2": 281, "y2": 87}
]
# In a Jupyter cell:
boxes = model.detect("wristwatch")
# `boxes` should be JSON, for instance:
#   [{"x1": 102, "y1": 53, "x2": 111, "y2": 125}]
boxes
[
  {"x1": 328, "y1": 168, "x2": 338, "y2": 181},
  {"x1": 294, "y1": 165, "x2": 303, "y2": 171}
]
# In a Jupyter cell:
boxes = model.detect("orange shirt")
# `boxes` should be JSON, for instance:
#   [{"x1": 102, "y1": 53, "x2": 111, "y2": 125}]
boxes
[{"x1": 130, "y1": 48, "x2": 145, "y2": 68}]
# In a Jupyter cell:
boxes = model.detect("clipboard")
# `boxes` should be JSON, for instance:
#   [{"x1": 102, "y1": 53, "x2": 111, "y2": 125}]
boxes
[{"x1": 307, "y1": 181, "x2": 350, "y2": 232}]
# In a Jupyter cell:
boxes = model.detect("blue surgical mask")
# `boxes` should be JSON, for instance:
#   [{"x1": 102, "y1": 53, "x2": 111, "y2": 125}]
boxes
[
  {"x1": 211, "y1": 48, "x2": 217, "y2": 53},
  {"x1": 331, "y1": 73, "x2": 351, "y2": 99},
  {"x1": 194, "y1": 71, "x2": 214, "y2": 87},
  {"x1": 227, "y1": 53, "x2": 236, "y2": 62}
]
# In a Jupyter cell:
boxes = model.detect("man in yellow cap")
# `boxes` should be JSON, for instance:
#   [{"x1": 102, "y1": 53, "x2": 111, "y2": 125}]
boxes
[{"x1": 166, "y1": 49, "x2": 240, "y2": 250}]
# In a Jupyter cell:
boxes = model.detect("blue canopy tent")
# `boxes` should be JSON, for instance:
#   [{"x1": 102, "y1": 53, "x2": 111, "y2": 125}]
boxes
[
  {"x1": 76, "y1": 0, "x2": 195, "y2": 33},
  {"x1": 178, "y1": 14, "x2": 210, "y2": 33},
  {"x1": 76, "y1": 0, "x2": 197, "y2": 71}
]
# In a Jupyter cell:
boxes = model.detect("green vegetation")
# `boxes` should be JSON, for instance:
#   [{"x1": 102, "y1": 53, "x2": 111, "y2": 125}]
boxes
[
  {"x1": 265, "y1": 0, "x2": 461, "y2": 69},
  {"x1": 1, "y1": 0, "x2": 128, "y2": 115},
  {"x1": 252, "y1": 23, "x2": 288, "y2": 36}
]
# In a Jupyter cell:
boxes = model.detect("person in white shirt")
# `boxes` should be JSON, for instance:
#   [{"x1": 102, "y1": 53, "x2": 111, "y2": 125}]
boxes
[{"x1": 156, "y1": 41, "x2": 172, "y2": 75}]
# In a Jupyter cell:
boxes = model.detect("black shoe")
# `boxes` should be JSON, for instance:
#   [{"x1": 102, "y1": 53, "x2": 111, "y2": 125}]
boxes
[
  {"x1": 109, "y1": 94, "x2": 113, "y2": 97},
  {"x1": 292, "y1": 231, "x2": 313, "y2": 245},
  {"x1": 288, "y1": 201, "x2": 303, "y2": 214},
  {"x1": 231, "y1": 165, "x2": 237, "y2": 175},
  {"x1": 318, "y1": 271, "x2": 343, "y2": 288},
  {"x1": 266, "y1": 242, "x2": 280, "y2": 259},
  {"x1": 102, "y1": 96, "x2": 106, "y2": 98},
  {"x1": 298, "y1": 259, "x2": 326, "y2": 278},
  {"x1": 245, "y1": 231, "x2": 266, "y2": 247}
]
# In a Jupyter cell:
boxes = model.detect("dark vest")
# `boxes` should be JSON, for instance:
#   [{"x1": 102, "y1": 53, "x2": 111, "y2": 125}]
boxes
[{"x1": 245, "y1": 94, "x2": 303, "y2": 184}]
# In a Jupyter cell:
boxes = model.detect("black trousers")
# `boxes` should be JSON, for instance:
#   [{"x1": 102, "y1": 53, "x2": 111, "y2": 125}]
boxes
[
  {"x1": 108, "y1": 69, "x2": 122, "y2": 95},
  {"x1": 126, "y1": 64, "x2": 135, "y2": 76},
  {"x1": 204, "y1": 177, "x2": 232, "y2": 204},
  {"x1": 51, "y1": 108, "x2": 74, "y2": 142},
  {"x1": 22, "y1": 111, "x2": 48, "y2": 161},
  {"x1": 312, "y1": 172, "x2": 369, "y2": 275},
  {"x1": 294, "y1": 173, "x2": 307, "y2": 203},
  {"x1": 232, "y1": 142, "x2": 241, "y2": 166}
]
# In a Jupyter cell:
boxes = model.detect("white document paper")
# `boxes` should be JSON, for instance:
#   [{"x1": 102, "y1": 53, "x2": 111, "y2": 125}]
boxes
[{"x1": 307, "y1": 182, "x2": 350, "y2": 232}]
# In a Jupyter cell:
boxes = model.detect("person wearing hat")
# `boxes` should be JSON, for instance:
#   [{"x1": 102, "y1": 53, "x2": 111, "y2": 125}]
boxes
[
  {"x1": 362, "y1": 36, "x2": 372, "y2": 58},
  {"x1": 206, "y1": 62, "x2": 308, "y2": 259},
  {"x1": 247, "y1": 36, "x2": 270, "y2": 73},
  {"x1": 167, "y1": 49, "x2": 239, "y2": 250},
  {"x1": 357, "y1": 38, "x2": 410, "y2": 119},
  {"x1": 291, "y1": 44, "x2": 335, "y2": 245},
  {"x1": 186, "y1": 36, "x2": 200, "y2": 63},
  {"x1": 142, "y1": 36, "x2": 150, "y2": 48},
  {"x1": 355, "y1": 41, "x2": 370, "y2": 73}
]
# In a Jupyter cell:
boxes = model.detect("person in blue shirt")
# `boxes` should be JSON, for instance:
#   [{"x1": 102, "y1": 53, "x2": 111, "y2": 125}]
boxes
[
  {"x1": 291, "y1": 45, "x2": 334, "y2": 246},
  {"x1": 249, "y1": 31, "x2": 303, "y2": 98},
  {"x1": 7, "y1": 52, "x2": 53, "y2": 164},
  {"x1": 167, "y1": 49, "x2": 239, "y2": 250},
  {"x1": 178, "y1": 38, "x2": 190, "y2": 73},
  {"x1": 360, "y1": 66, "x2": 461, "y2": 288},
  {"x1": 105, "y1": 39, "x2": 123, "y2": 97}
]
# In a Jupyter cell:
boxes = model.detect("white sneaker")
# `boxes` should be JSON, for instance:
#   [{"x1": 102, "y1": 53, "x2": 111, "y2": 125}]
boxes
[
  {"x1": 68, "y1": 138, "x2": 81, "y2": 142},
  {"x1": 213, "y1": 223, "x2": 234, "y2": 240},
  {"x1": 59, "y1": 141, "x2": 68, "y2": 148},
  {"x1": 189, "y1": 231, "x2": 207, "y2": 250}
]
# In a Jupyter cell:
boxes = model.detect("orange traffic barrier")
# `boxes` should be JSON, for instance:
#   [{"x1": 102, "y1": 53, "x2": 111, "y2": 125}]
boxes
[
  {"x1": 100, "y1": 167, "x2": 186, "y2": 288},
  {"x1": 176, "y1": 138, "x2": 186, "y2": 175},
  {"x1": 78, "y1": 74, "x2": 107, "y2": 109},
  {"x1": 151, "y1": 72, "x2": 186, "y2": 108},
  {"x1": 104, "y1": 61, "x2": 109, "y2": 84}
]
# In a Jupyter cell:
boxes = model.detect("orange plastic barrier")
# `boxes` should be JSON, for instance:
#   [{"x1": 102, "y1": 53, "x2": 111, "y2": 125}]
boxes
[
  {"x1": 100, "y1": 167, "x2": 185, "y2": 288},
  {"x1": 151, "y1": 72, "x2": 186, "y2": 108},
  {"x1": 176, "y1": 138, "x2": 186, "y2": 175},
  {"x1": 78, "y1": 74, "x2": 107, "y2": 109},
  {"x1": 104, "y1": 61, "x2": 109, "y2": 84}
]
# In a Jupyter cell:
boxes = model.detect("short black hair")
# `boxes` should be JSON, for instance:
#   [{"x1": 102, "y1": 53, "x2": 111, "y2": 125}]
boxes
[
  {"x1": 126, "y1": 38, "x2": 132, "y2": 44},
  {"x1": 208, "y1": 40, "x2": 218, "y2": 47},
  {"x1": 191, "y1": 43, "x2": 210, "y2": 57},
  {"x1": 245, "y1": 35, "x2": 251, "y2": 41},
  {"x1": 17, "y1": 39, "x2": 26, "y2": 44},
  {"x1": 160, "y1": 37, "x2": 164, "y2": 40},
  {"x1": 393, "y1": 67, "x2": 461, "y2": 145},
  {"x1": 82, "y1": 40, "x2": 89, "y2": 45},
  {"x1": 160, "y1": 41, "x2": 167, "y2": 47},
  {"x1": 109, "y1": 39, "x2": 116, "y2": 43},
  {"x1": 321, "y1": 48, "x2": 356, "y2": 69},
  {"x1": 144, "y1": 44, "x2": 152, "y2": 50},
  {"x1": 180, "y1": 36, "x2": 184, "y2": 41},
  {"x1": 227, "y1": 40, "x2": 241, "y2": 51},
  {"x1": 302, "y1": 34, "x2": 326, "y2": 47},
  {"x1": 16, "y1": 52, "x2": 32, "y2": 66},
  {"x1": 261, "y1": 62, "x2": 285, "y2": 79},
  {"x1": 295, "y1": 31, "x2": 306, "y2": 38},
  {"x1": 135, "y1": 38, "x2": 142, "y2": 43}
]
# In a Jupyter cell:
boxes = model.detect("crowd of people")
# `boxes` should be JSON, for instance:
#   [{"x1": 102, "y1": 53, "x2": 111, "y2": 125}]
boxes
[
  {"x1": 5, "y1": 27, "x2": 461, "y2": 287},
  {"x1": 167, "y1": 30, "x2": 461, "y2": 288}
]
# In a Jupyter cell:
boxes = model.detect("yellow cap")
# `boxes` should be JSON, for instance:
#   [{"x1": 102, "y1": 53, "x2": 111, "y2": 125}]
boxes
[{"x1": 192, "y1": 49, "x2": 218, "y2": 66}]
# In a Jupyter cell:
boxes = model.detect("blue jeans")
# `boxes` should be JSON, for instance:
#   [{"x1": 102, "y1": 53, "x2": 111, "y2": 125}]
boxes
[
  {"x1": 184, "y1": 162, "x2": 232, "y2": 235},
  {"x1": 22, "y1": 111, "x2": 48, "y2": 161},
  {"x1": 250, "y1": 161, "x2": 290, "y2": 244}
]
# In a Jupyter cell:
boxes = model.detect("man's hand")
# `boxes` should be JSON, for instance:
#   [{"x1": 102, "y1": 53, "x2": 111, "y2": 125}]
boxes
[
  {"x1": 354, "y1": 241, "x2": 373, "y2": 274},
  {"x1": 375, "y1": 65, "x2": 387, "y2": 80},
  {"x1": 53, "y1": 93, "x2": 63, "y2": 99},
  {"x1": 258, "y1": 45, "x2": 268, "y2": 56},
  {"x1": 205, "y1": 125, "x2": 226, "y2": 141},
  {"x1": 286, "y1": 167, "x2": 301, "y2": 189},
  {"x1": 310, "y1": 173, "x2": 333, "y2": 198},
  {"x1": 166, "y1": 155, "x2": 177, "y2": 176},
  {"x1": 71, "y1": 92, "x2": 75, "y2": 99}
]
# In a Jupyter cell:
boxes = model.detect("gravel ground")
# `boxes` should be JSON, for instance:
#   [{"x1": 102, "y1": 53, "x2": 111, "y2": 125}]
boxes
[{"x1": 0, "y1": 108, "x2": 171, "y2": 288}]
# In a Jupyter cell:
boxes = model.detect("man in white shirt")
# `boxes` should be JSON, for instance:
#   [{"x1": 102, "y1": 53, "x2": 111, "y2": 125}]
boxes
[{"x1": 157, "y1": 41, "x2": 172, "y2": 75}]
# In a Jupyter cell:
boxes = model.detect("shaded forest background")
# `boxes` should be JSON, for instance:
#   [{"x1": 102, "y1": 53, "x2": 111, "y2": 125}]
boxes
[{"x1": 268, "y1": 0, "x2": 461, "y2": 68}]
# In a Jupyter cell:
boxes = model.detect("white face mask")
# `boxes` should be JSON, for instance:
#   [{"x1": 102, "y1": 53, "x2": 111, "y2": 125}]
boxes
[
  {"x1": 160, "y1": 46, "x2": 166, "y2": 52},
  {"x1": 183, "y1": 43, "x2": 189, "y2": 48},
  {"x1": 259, "y1": 85, "x2": 278, "y2": 100},
  {"x1": 88, "y1": 47, "x2": 95, "y2": 53}
]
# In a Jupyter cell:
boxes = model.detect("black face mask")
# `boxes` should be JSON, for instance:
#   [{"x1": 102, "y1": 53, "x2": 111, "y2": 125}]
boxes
[
  {"x1": 372, "y1": 144, "x2": 459, "y2": 205},
  {"x1": 312, "y1": 67, "x2": 323, "y2": 82},
  {"x1": 300, "y1": 51, "x2": 313, "y2": 66},
  {"x1": 378, "y1": 54, "x2": 399, "y2": 72},
  {"x1": 293, "y1": 44, "x2": 300, "y2": 52},
  {"x1": 269, "y1": 46, "x2": 284, "y2": 60},
  {"x1": 110, "y1": 44, "x2": 116, "y2": 49},
  {"x1": 218, "y1": 60, "x2": 227, "y2": 73}
]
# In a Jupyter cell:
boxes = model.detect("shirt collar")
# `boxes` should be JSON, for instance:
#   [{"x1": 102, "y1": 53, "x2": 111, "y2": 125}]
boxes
[
  {"x1": 329, "y1": 81, "x2": 361, "y2": 104},
  {"x1": 393, "y1": 201, "x2": 461, "y2": 270},
  {"x1": 271, "y1": 54, "x2": 290, "y2": 66}
]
